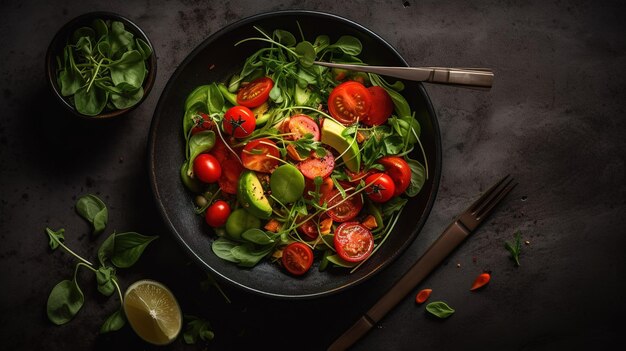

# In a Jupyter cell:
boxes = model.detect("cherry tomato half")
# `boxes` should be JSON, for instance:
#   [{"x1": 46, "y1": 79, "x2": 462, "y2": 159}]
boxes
[
  {"x1": 297, "y1": 216, "x2": 320, "y2": 241},
  {"x1": 297, "y1": 151, "x2": 335, "y2": 180},
  {"x1": 288, "y1": 114, "x2": 320, "y2": 141},
  {"x1": 205, "y1": 200, "x2": 231, "y2": 227},
  {"x1": 323, "y1": 188, "x2": 363, "y2": 223},
  {"x1": 241, "y1": 138, "x2": 280, "y2": 173},
  {"x1": 362, "y1": 86, "x2": 393, "y2": 126},
  {"x1": 236, "y1": 77, "x2": 273, "y2": 108},
  {"x1": 223, "y1": 105, "x2": 256, "y2": 138},
  {"x1": 328, "y1": 81, "x2": 372, "y2": 125},
  {"x1": 334, "y1": 222, "x2": 374, "y2": 262},
  {"x1": 282, "y1": 242, "x2": 314, "y2": 276},
  {"x1": 364, "y1": 173, "x2": 396, "y2": 203},
  {"x1": 377, "y1": 156, "x2": 412, "y2": 197},
  {"x1": 193, "y1": 153, "x2": 222, "y2": 183}
]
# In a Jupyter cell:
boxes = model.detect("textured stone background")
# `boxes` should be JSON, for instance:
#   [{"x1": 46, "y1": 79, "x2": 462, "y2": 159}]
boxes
[{"x1": 1, "y1": 0, "x2": 625, "y2": 350}]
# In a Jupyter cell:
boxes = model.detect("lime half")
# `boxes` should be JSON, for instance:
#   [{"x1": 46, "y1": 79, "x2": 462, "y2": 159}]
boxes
[{"x1": 123, "y1": 280, "x2": 182, "y2": 345}]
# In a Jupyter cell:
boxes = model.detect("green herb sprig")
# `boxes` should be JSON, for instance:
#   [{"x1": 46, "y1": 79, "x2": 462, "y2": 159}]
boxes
[
  {"x1": 504, "y1": 231, "x2": 523, "y2": 266},
  {"x1": 45, "y1": 194, "x2": 158, "y2": 333}
]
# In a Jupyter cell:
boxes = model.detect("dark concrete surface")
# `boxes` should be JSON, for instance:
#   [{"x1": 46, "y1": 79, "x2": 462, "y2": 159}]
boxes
[{"x1": 1, "y1": 0, "x2": 625, "y2": 350}]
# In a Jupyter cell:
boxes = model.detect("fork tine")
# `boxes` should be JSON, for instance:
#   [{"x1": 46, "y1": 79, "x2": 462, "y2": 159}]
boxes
[
  {"x1": 470, "y1": 174, "x2": 510, "y2": 213},
  {"x1": 475, "y1": 178, "x2": 517, "y2": 220}
]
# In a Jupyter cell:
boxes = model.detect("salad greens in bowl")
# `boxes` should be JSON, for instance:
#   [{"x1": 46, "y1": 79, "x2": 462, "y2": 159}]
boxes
[
  {"x1": 46, "y1": 12, "x2": 156, "y2": 119},
  {"x1": 148, "y1": 10, "x2": 441, "y2": 298}
]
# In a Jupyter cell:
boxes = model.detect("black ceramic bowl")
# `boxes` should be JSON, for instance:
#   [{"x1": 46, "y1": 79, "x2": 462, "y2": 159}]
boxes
[
  {"x1": 46, "y1": 12, "x2": 157, "y2": 120},
  {"x1": 148, "y1": 10, "x2": 441, "y2": 298}
]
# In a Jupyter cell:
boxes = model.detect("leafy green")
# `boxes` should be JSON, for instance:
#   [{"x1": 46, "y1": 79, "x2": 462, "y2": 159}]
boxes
[
  {"x1": 100, "y1": 309, "x2": 126, "y2": 334},
  {"x1": 95, "y1": 266, "x2": 116, "y2": 296},
  {"x1": 75, "y1": 194, "x2": 108, "y2": 235},
  {"x1": 47, "y1": 227, "x2": 65, "y2": 250},
  {"x1": 110, "y1": 232, "x2": 158, "y2": 268},
  {"x1": 505, "y1": 231, "x2": 523, "y2": 266},
  {"x1": 55, "y1": 19, "x2": 152, "y2": 116},
  {"x1": 46, "y1": 279, "x2": 84, "y2": 325},
  {"x1": 405, "y1": 158, "x2": 426, "y2": 197},
  {"x1": 425, "y1": 301, "x2": 455, "y2": 319},
  {"x1": 183, "y1": 315, "x2": 215, "y2": 344}
]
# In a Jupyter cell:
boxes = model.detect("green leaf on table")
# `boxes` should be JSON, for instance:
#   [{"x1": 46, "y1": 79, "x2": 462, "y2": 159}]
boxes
[
  {"x1": 46, "y1": 278, "x2": 84, "y2": 325},
  {"x1": 183, "y1": 315, "x2": 215, "y2": 344},
  {"x1": 100, "y1": 308, "x2": 126, "y2": 334},
  {"x1": 46, "y1": 227, "x2": 65, "y2": 250},
  {"x1": 505, "y1": 231, "x2": 523, "y2": 266},
  {"x1": 110, "y1": 232, "x2": 158, "y2": 268},
  {"x1": 95, "y1": 266, "x2": 116, "y2": 296},
  {"x1": 76, "y1": 194, "x2": 108, "y2": 235},
  {"x1": 97, "y1": 232, "x2": 116, "y2": 266},
  {"x1": 425, "y1": 301, "x2": 455, "y2": 319}
]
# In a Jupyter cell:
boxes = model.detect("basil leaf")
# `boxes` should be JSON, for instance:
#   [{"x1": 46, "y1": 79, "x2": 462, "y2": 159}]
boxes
[
  {"x1": 46, "y1": 279, "x2": 84, "y2": 325},
  {"x1": 97, "y1": 233, "x2": 116, "y2": 266},
  {"x1": 381, "y1": 197, "x2": 408, "y2": 218},
  {"x1": 326, "y1": 254, "x2": 357, "y2": 268},
  {"x1": 230, "y1": 243, "x2": 273, "y2": 268},
  {"x1": 241, "y1": 228, "x2": 275, "y2": 245},
  {"x1": 100, "y1": 309, "x2": 126, "y2": 334},
  {"x1": 183, "y1": 315, "x2": 215, "y2": 344},
  {"x1": 212, "y1": 238, "x2": 240, "y2": 263},
  {"x1": 110, "y1": 232, "x2": 158, "y2": 268},
  {"x1": 95, "y1": 266, "x2": 116, "y2": 296},
  {"x1": 206, "y1": 83, "x2": 224, "y2": 114},
  {"x1": 46, "y1": 227, "x2": 65, "y2": 250},
  {"x1": 425, "y1": 301, "x2": 455, "y2": 319},
  {"x1": 405, "y1": 158, "x2": 426, "y2": 197},
  {"x1": 186, "y1": 130, "x2": 216, "y2": 175},
  {"x1": 76, "y1": 194, "x2": 108, "y2": 235}
]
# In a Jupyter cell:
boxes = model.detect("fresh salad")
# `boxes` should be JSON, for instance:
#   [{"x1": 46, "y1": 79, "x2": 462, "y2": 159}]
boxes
[{"x1": 180, "y1": 26, "x2": 427, "y2": 276}]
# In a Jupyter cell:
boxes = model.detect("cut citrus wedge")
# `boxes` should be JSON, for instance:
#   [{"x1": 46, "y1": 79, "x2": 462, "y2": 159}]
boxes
[{"x1": 123, "y1": 280, "x2": 182, "y2": 345}]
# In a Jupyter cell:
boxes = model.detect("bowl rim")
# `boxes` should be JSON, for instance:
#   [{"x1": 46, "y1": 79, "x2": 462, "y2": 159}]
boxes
[
  {"x1": 147, "y1": 9, "x2": 442, "y2": 299},
  {"x1": 45, "y1": 11, "x2": 157, "y2": 120}
]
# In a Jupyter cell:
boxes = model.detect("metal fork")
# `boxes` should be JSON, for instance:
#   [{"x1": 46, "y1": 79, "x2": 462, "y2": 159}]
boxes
[
  {"x1": 328, "y1": 175, "x2": 517, "y2": 351},
  {"x1": 313, "y1": 61, "x2": 494, "y2": 89}
]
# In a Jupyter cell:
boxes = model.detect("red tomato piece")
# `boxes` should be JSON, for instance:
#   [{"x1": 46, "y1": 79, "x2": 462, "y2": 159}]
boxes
[
  {"x1": 327, "y1": 81, "x2": 372, "y2": 125},
  {"x1": 297, "y1": 151, "x2": 335, "y2": 180},
  {"x1": 193, "y1": 153, "x2": 221, "y2": 183},
  {"x1": 303, "y1": 176, "x2": 335, "y2": 202},
  {"x1": 241, "y1": 138, "x2": 280, "y2": 173},
  {"x1": 415, "y1": 288, "x2": 432, "y2": 304},
  {"x1": 223, "y1": 105, "x2": 256, "y2": 138},
  {"x1": 334, "y1": 222, "x2": 374, "y2": 262},
  {"x1": 377, "y1": 156, "x2": 412, "y2": 197},
  {"x1": 288, "y1": 114, "x2": 320, "y2": 141},
  {"x1": 364, "y1": 173, "x2": 396, "y2": 203},
  {"x1": 297, "y1": 216, "x2": 320, "y2": 241},
  {"x1": 205, "y1": 200, "x2": 231, "y2": 227},
  {"x1": 363, "y1": 86, "x2": 393, "y2": 126},
  {"x1": 191, "y1": 112, "x2": 213, "y2": 135},
  {"x1": 281, "y1": 242, "x2": 314, "y2": 276},
  {"x1": 323, "y1": 188, "x2": 363, "y2": 223},
  {"x1": 236, "y1": 76, "x2": 273, "y2": 108},
  {"x1": 218, "y1": 158, "x2": 243, "y2": 195}
]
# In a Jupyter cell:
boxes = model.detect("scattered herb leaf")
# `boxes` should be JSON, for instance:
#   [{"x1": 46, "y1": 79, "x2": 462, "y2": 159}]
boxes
[
  {"x1": 425, "y1": 301, "x2": 455, "y2": 319},
  {"x1": 504, "y1": 231, "x2": 522, "y2": 266}
]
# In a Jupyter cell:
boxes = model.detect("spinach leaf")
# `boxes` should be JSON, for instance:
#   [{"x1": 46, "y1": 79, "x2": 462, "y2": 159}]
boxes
[
  {"x1": 425, "y1": 301, "x2": 455, "y2": 319},
  {"x1": 76, "y1": 194, "x2": 108, "y2": 235},
  {"x1": 100, "y1": 309, "x2": 125, "y2": 334},
  {"x1": 326, "y1": 254, "x2": 358, "y2": 268},
  {"x1": 92, "y1": 18, "x2": 108, "y2": 38},
  {"x1": 241, "y1": 228, "x2": 275, "y2": 245},
  {"x1": 97, "y1": 232, "x2": 116, "y2": 266},
  {"x1": 71, "y1": 26, "x2": 95, "y2": 44},
  {"x1": 313, "y1": 35, "x2": 330, "y2": 53},
  {"x1": 327, "y1": 35, "x2": 362, "y2": 56},
  {"x1": 135, "y1": 38, "x2": 153, "y2": 60},
  {"x1": 273, "y1": 29, "x2": 296, "y2": 47},
  {"x1": 206, "y1": 83, "x2": 224, "y2": 114},
  {"x1": 58, "y1": 47, "x2": 85, "y2": 96},
  {"x1": 46, "y1": 227, "x2": 65, "y2": 250},
  {"x1": 108, "y1": 21, "x2": 135, "y2": 58},
  {"x1": 295, "y1": 41, "x2": 316, "y2": 67},
  {"x1": 109, "y1": 50, "x2": 146, "y2": 88},
  {"x1": 381, "y1": 197, "x2": 408, "y2": 218},
  {"x1": 405, "y1": 158, "x2": 426, "y2": 197},
  {"x1": 230, "y1": 243, "x2": 273, "y2": 267},
  {"x1": 183, "y1": 315, "x2": 215, "y2": 344},
  {"x1": 212, "y1": 238, "x2": 240, "y2": 263},
  {"x1": 47, "y1": 278, "x2": 84, "y2": 325},
  {"x1": 110, "y1": 232, "x2": 158, "y2": 268},
  {"x1": 74, "y1": 85, "x2": 108, "y2": 116},
  {"x1": 95, "y1": 266, "x2": 116, "y2": 296},
  {"x1": 180, "y1": 161, "x2": 203, "y2": 193},
  {"x1": 110, "y1": 86, "x2": 144, "y2": 109}
]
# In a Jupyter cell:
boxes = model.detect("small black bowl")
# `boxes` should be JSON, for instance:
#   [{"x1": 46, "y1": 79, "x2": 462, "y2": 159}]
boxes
[{"x1": 45, "y1": 12, "x2": 157, "y2": 120}]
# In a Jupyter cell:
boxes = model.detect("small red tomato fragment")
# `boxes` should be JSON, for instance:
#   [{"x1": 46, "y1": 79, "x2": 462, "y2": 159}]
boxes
[
  {"x1": 362, "y1": 86, "x2": 393, "y2": 126},
  {"x1": 288, "y1": 114, "x2": 320, "y2": 141},
  {"x1": 470, "y1": 272, "x2": 491, "y2": 291},
  {"x1": 415, "y1": 288, "x2": 432, "y2": 304},
  {"x1": 236, "y1": 76, "x2": 273, "y2": 108},
  {"x1": 205, "y1": 200, "x2": 231, "y2": 227},
  {"x1": 282, "y1": 242, "x2": 314, "y2": 276},
  {"x1": 241, "y1": 138, "x2": 280, "y2": 173},
  {"x1": 191, "y1": 112, "x2": 213, "y2": 135}
]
